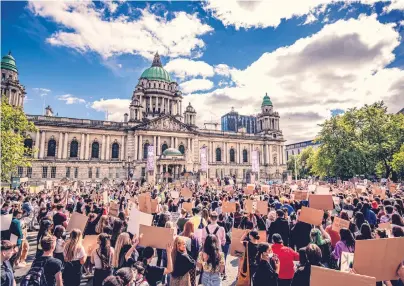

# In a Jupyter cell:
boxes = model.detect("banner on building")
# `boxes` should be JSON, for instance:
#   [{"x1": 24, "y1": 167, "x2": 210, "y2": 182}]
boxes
[
  {"x1": 147, "y1": 145, "x2": 155, "y2": 171},
  {"x1": 252, "y1": 150, "x2": 259, "y2": 173},
  {"x1": 200, "y1": 146, "x2": 208, "y2": 172}
]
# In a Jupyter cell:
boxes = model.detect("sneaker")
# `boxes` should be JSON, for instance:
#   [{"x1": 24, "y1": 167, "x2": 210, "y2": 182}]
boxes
[{"x1": 222, "y1": 275, "x2": 227, "y2": 281}]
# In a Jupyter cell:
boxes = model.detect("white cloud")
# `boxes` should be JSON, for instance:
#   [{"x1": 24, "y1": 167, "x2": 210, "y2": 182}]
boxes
[
  {"x1": 103, "y1": 1, "x2": 119, "y2": 14},
  {"x1": 32, "y1": 87, "x2": 51, "y2": 93},
  {"x1": 203, "y1": 0, "x2": 398, "y2": 29},
  {"x1": 58, "y1": 94, "x2": 86, "y2": 105},
  {"x1": 180, "y1": 79, "x2": 214, "y2": 94},
  {"x1": 214, "y1": 64, "x2": 231, "y2": 77},
  {"x1": 184, "y1": 15, "x2": 403, "y2": 143},
  {"x1": 28, "y1": 1, "x2": 213, "y2": 59},
  {"x1": 165, "y1": 58, "x2": 215, "y2": 80},
  {"x1": 91, "y1": 98, "x2": 130, "y2": 121}
]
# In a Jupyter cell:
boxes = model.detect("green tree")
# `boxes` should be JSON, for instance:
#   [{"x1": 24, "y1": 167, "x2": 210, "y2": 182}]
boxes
[
  {"x1": 287, "y1": 155, "x2": 301, "y2": 179},
  {"x1": 1, "y1": 96, "x2": 37, "y2": 182},
  {"x1": 286, "y1": 147, "x2": 317, "y2": 179},
  {"x1": 392, "y1": 144, "x2": 404, "y2": 179},
  {"x1": 315, "y1": 102, "x2": 404, "y2": 179}
]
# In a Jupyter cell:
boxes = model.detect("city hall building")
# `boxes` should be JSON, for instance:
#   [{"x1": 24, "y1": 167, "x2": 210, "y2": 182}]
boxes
[{"x1": 2, "y1": 52, "x2": 287, "y2": 183}]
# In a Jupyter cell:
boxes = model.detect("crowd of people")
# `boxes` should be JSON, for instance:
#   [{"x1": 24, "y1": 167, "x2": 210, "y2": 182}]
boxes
[{"x1": 1, "y1": 178, "x2": 404, "y2": 286}]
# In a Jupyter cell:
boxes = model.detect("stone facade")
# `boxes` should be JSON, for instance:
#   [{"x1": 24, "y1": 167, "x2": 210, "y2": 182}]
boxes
[{"x1": 8, "y1": 52, "x2": 287, "y2": 183}]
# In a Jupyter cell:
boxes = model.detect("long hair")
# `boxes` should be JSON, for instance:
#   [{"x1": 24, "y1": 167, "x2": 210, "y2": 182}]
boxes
[
  {"x1": 96, "y1": 215, "x2": 109, "y2": 234},
  {"x1": 182, "y1": 221, "x2": 195, "y2": 238},
  {"x1": 340, "y1": 228, "x2": 355, "y2": 249},
  {"x1": 112, "y1": 232, "x2": 131, "y2": 268},
  {"x1": 171, "y1": 236, "x2": 186, "y2": 269},
  {"x1": 97, "y1": 233, "x2": 112, "y2": 269},
  {"x1": 360, "y1": 223, "x2": 373, "y2": 239},
  {"x1": 392, "y1": 213, "x2": 404, "y2": 226},
  {"x1": 203, "y1": 234, "x2": 221, "y2": 271},
  {"x1": 201, "y1": 208, "x2": 209, "y2": 222},
  {"x1": 310, "y1": 229, "x2": 327, "y2": 246},
  {"x1": 354, "y1": 212, "x2": 365, "y2": 230},
  {"x1": 255, "y1": 242, "x2": 270, "y2": 266},
  {"x1": 64, "y1": 228, "x2": 82, "y2": 262}
]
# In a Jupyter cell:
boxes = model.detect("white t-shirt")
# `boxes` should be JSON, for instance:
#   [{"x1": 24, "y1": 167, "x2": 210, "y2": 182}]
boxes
[
  {"x1": 92, "y1": 247, "x2": 114, "y2": 269},
  {"x1": 64, "y1": 245, "x2": 86, "y2": 261},
  {"x1": 55, "y1": 238, "x2": 65, "y2": 254}
]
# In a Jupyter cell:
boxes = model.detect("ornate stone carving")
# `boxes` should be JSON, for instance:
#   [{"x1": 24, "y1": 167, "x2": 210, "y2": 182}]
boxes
[{"x1": 145, "y1": 117, "x2": 189, "y2": 132}]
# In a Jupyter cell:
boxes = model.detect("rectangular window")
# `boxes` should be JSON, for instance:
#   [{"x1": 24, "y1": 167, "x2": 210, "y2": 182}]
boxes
[
  {"x1": 51, "y1": 166, "x2": 56, "y2": 178},
  {"x1": 74, "y1": 167, "x2": 79, "y2": 179},
  {"x1": 26, "y1": 167, "x2": 32, "y2": 178},
  {"x1": 66, "y1": 167, "x2": 71, "y2": 178},
  {"x1": 88, "y1": 167, "x2": 92, "y2": 179},
  {"x1": 141, "y1": 167, "x2": 146, "y2": 177},
  {"x1": 42, "y1": 166, "x2": 48, "y2": 178},
  {"x1": 96, "y1": 167, "x2": 100, "y2": 179},
  {"x1": 17, "y1": 166, "x2": 23, "y2": 177}
]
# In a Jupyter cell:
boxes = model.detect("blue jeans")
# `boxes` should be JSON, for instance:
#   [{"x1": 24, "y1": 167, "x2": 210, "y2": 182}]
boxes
[
  {"x1": 201, "y1": 272, "x2": 222, "y2": 286},
  {"x1": 222, "y1": 243, "x2": 230, "y2": 261}
]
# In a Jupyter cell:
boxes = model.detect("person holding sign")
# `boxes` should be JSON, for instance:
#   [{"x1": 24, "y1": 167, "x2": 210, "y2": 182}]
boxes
[
  {"x1": 271, "y1": 233, "x2": 299, "y2": 286},
  {"x1": 142, "y1": 243, "x2": 173, "y2": 286},
  {"x1": 170, "y1": 236, "x2": 196, "y2": 285},
  {"x1": 310, "y1": 227, "x2": 332, "y2": 267},
  {"x1": 63, "y1": 229, "x2": 87, "y2": 286},
  {"x1": 331, "y1": 228, "x2": 355, "y2": 261}
]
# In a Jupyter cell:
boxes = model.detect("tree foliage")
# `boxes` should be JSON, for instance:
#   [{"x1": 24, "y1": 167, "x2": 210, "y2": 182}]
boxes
[
  {"x1": 310, "y1": 102, "x2": 404, "y2": 179},
  {"x1": 1, "y1": 96, "x2": 37, "y2": 182}
]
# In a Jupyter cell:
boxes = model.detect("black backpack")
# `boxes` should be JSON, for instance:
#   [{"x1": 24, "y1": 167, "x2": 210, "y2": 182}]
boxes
[{"x1": 20, "y1": 258, "x2": 48, "y2": 286}]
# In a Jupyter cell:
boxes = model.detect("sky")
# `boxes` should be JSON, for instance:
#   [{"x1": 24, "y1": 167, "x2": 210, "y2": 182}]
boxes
[{"x1": 2, "y1": 0, "x2": 404, "y2": 143}]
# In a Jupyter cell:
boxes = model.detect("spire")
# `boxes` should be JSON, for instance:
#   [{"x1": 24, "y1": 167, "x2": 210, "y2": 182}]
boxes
[
  {"x1": 151, "y1": 52, "x2": 162, "y2": 67},
  {"x1": 8, "y1": 50, "x2": 11, "y2": 56}
]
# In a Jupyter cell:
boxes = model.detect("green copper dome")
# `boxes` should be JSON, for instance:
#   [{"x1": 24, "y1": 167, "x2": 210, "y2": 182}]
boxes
[
  {"x1": 162, "y1": 148, "x2": 183, "y2": 157},
  {"x1": 262, "y1": 93, "x2": 273, "y2": 107},
  {"x1": 1, "y1": 51, "x2": 18, "y2": 73},
  {"x1": 140, "y1": 52, "x2": 171, "y2": 82}
]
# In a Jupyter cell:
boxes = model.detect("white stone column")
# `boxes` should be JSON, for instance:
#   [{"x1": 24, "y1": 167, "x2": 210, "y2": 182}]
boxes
[
  {"x1": 180, "y1": 101, "x2": 182, "y2": 116},
  {"x1": 57, "y1": 132, "x2": 63, "y2": 159},
  {"x1": 101, "y1": 135, "x2": 106, "y2": 160},
  {"x1": 187, "y1": 138, "x2": 191, "y2": 153},
  {"x1": 85, "y1": 134, "x2": 90, "y2": 160},
  {"x1": 156, "y1": 97, "x2": 159, "y2": 112},
  {"x1": 139, "y1": 135, "x2": 143, "y2": 160},
  {"x1": 134, "y1": 135, "x2": 138, "y2": 160},
  {"x1": 63, "y1": 132, "x2": 68, "y2": 159},
  {"x1": 171, "y1": 137, "x2": 174, "y2": 148},
  {"x1": 168, "y1": 99, "x2": 171, "y2": 114},
  {"x1": 260, "y1": 145, "x2": 264, "y2": 164},
  {"x1": 80, "y1": 134, "x2": 85, "y2": 160},
  {"x1": 35, "y1": 130, "x2": 40, "y2": 159},
  {"x1": 153, "y1": 136, "x2": 157, "y2": 154},
  {"x1": 105, "y1": 135, "x2": 110, "y2": 160},
  {"x1": 121, "y1": 135, "x2": 125, "y2": 160},
  {"x1": 39, "y1": 131, "x2": 46, "y2": 159}
]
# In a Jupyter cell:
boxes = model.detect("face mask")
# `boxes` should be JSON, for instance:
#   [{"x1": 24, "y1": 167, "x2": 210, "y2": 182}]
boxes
[{"x1": 268, "y1": 253, "x2": 273, "y2": 258}]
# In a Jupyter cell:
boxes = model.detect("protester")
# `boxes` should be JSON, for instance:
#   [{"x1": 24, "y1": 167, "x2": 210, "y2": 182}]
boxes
[
  {"x1": 170, "y1": 236, "x2": 195, "y2": 285},
  {"x1": 268, "y1": 210, "x2": 290, "y2": 246},
  {"x1": 91, "y1": 233, "x2": 114, "y2": 286},
  {"x1": 1, "y1": 240, "x2": 17, "y2": 286},
  {"x1": 180, "y1": 221, "x2": 199, "y2": 286},
  {"x1": 63, "y1": 228, "x2": 87, "y2": 286},
  {"x1": 271, "y1": 233, "x2": 299, "y2": 286},
  {"x1": 291, "y1": 244, "x2": 323, "y2": 286},
  {"x1": 252, "y1": 242, "x2": 280, "y2": 286},
  {"x1": 197, "y1": 234, "x2": 225, "y2": 286},
  {"x1": 142, "y1": 244, "x2": 173, "y2": 286}
]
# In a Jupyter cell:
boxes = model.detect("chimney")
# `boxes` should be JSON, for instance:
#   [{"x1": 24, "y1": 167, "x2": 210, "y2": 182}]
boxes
[
  {"x1": 45, "y1": 105, "x2": 53, "y2": 117},
  {"x1": 124, "y1": 113, "x2": 128, "y2": 123}
]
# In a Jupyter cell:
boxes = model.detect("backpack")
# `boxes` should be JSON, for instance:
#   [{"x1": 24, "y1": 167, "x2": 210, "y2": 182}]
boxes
[
  {"x1": 20, "y1": 258, "x2": 49, "y2": 286},
  {"x1": 198, "y1": 217, "x2": 204, "y2": 229}
]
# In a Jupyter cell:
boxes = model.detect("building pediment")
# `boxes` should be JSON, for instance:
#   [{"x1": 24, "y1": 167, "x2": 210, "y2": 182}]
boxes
[{"x1": 134, "y1": 115, "x2": 195, "y2": 133}]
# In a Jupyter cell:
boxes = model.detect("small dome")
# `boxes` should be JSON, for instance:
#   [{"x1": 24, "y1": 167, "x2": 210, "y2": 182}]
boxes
[
  {"x1": 1, "y1": 51, "x2": 18, "y2": 73},
  {"x1": 162, "y1": 148, "x2": 183, "y2": 156},
  {"x1": 185, "y1": 102, "x2": 195, "y2": 112},
  {"x1": 140, "y1": 52, "x2": 171, "y2": 82},
  {"x1": 262, "y1": 93, "x2": 273, "y2": 107}
]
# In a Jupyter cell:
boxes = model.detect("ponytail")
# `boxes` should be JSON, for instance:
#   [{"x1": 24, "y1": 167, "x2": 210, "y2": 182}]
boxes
[{"x1": 255, "y1": 243, "x2": 270, "y2": 265}]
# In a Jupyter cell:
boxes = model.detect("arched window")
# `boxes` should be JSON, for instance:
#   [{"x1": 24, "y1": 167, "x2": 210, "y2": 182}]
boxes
[
  {"x1": 24, "y1": 138, "x2": 33, "y2": 155},
  {"x1": 161, "y1": 143, "x2": 168, "y2": 154},
  {"x1": 216, "y1": 148, "x2": 222, "y2": 162},
  {"x1": 143, "y1": 142, "x2": 149, "y2": 159},
  {"x1": 178, "y1": 145, "x2": 185, "y2": 155},
  {"x1": 229, "y1": 149, "x2": 235, "y2": 163},
  {"x1": 47, "y1": 139, "x2": 56, "y2": 157},
  {"x1": 91, "y1": 142, "x2": 99, "y2": 158},
  {"x1": 243, "y1": 149, "x2": 248, "y2": 163},
  {"x1": 112, "y1": 142, "x2": 119, "y2": 159},
  {"x1": 70, "y1": 140, "x2": 78, "y2": 158}
]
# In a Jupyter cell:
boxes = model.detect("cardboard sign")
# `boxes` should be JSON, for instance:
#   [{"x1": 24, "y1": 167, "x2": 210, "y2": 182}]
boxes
[
  {"x1": 109, "y1": 202, "x2": 119, "y2": 217},
  {"x1": 298, "y1": 206, "x2": 323, "y2": 226},
  {"x1": 247, "y1": 184, "x2": 255, "y2": 191},
  {"x1": 82, "y1": 235, "x2": 98, "y2": 256},
  {"x1": 10, "y1": 234, "x2": 18, "y2": 245},
  {"x1": 138, "y1": 193, "x2": 152, "y2": 214},
  {"x1": 256, "y1": 201, "x2": 268, "y2": 215},
  {"x1": 170, "y1": 191, "x2": 179, "y2": 199},
  {"x1": 224, "y1": 185, "x2": 234, "y2": 193},
  {"x1": 151, "y1": 199, "x2": 158, "y2": 213},
  {"x1": 332, "y1": 217, "x2": 350, "y2": 232},
  {"x1": 183, "y1": 202, "x2": 194, "y2": 212},
  {"x1": 222, "y1": 202, "x2": 236, "y2": 213},
  {"x1": 180, "y1": 188, "x2": 192, "y2": 199},
  {"x1": 138, "y1": 225, "x2": 175, "y2": 249},
  {"x1": 309, "y1": 194, "x2": 334, "y2": 210},
  {"x1": 261, "y1": 185, "x2": 270, "y2": 193},
  {"x1": 230, "y1": 228, "x2": 246, "y2": 256},
  {"x1": 127, "y1": 208, "x2": 153, "y2": 236},
  {"x1": 245, "y1": 199, "x2": 254, "y2": 214},
  {"x1": 378, "y1": 222, "x2": 392, "y2": 230},
  {"x1": 308, "y1": 184, "x2": 317, "y2": 192},
  {"x1": 244, "y1": 187, "x2": 254, "y2": 195},
  {"x1": 316, "y1": 186, "x2": 330, "y2": 194},
  {"x1": 353, "y1": 237, "x2": 404, "y2": 281},
  {"x1": 340, "y1": 252, "x2": 354, "y2": 273},
  {"x1": 294, "y1": 191, "x2": 308, "y2": 201},
  {"x1": 258, "y1": 230, "x2": 267, "y2": 243},
  {"x1": 1, "y1": 214, "x2": 12, "y2": 231},
  {"x1": 310, "y1": 265, "x2": 376, "y2": 286},
  {"x1": 66, "y1": 212, "x2": 89, "y2": 233},
  {"x1": 373, "y1": 188, "x2": 386, "y2": 199}
]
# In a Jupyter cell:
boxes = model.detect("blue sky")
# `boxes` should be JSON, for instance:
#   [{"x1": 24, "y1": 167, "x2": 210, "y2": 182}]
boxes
[{"x1": 2, "y1": 0, "x2": 404, "y2": 143}]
